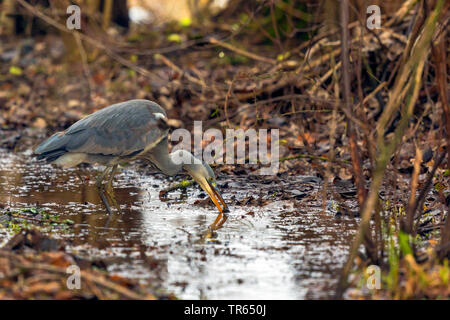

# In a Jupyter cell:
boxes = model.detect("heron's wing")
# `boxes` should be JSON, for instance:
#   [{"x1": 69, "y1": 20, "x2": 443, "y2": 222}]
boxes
[{"x1": 35, "y1": 100, "x2": 168, "y2": 157}]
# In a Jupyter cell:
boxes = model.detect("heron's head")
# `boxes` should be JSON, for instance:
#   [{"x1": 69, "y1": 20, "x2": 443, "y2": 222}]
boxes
[{"x1": 183, "y1": 161, "x2": 229, "y2": 215}]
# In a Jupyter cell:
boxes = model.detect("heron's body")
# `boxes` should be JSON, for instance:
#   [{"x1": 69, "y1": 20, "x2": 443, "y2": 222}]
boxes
[
  {"x1": 36, "y1": 100, "x2": 168, "y2": 168},
  {"x1": 35, "y1": 99, "x2": 229, "y2": 230}
]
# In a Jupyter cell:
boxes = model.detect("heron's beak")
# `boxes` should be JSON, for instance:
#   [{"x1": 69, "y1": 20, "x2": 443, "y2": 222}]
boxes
[{"x1": 198, "y1": 179, "x2": 229, "y2": 214}]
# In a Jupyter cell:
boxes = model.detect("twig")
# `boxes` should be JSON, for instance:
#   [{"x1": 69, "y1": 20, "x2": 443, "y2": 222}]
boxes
[
  {"x1": 73, "y1": 32, "x2": 93, "y2": 103},
  {"x1": 269, "y1": 1, "x2": 283, "y2": 51},
  {"x1": 362, "y1": 82, "x2": 387, "y2": 106},
  {"x1": 385, "y1": 0, "x2": 420, "y2": 28},
  {"x1": 209, "y1": 37, "x2": 277, "y2": 65},
  {"x1": 413, "y1": 151, "x2": 446, "y2": 221},
  {"x1": 223, "y1": 80, "x2": 234, "y2": 128},
  {"x1": 154, "y1": 53, "x2": 206, "y2": 88},
  {"x1": 431, "y1": 25, "x2": 450, "y2": 170},
  {"x1": 296, "y1": 47, "x2": 341, "y2": 75},
  {"x1": 101, "y1": 0, "x2": 113, "y2": 31},
  {"x1": 280, "y1": 154, "x2": 350, "y2": 166},
  {"x1": 207, "y1": 93, "x2": 340, "y2": 125},
  {"x1": 290, "y1": 21, "x2": 359, "y2": 56},
  {"x1": 322, "y1": 51, "x2": 341, "y2": 214},
  {"x1": 310, "y1": 61, "x2": 342, "y2": 93},
  {"x1": 159, "y1": 180, "x2": 194, "y2": 199},
  {"x1": 404, "y1": 145, "x2": 422, "y2": 234}
]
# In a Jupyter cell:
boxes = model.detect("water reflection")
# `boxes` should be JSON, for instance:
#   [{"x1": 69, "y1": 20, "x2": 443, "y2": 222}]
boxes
[{"x1": 0, "y1": 150, "x2": 357, "y2": 299}]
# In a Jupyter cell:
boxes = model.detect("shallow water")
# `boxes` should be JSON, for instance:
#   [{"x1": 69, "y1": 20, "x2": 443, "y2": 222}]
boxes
[{"x1": 0, "y1": 149, "x2": 358, "y2": 299}]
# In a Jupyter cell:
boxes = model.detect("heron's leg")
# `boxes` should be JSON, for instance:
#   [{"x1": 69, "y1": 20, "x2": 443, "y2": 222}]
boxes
[
  {"x1": 96, "y1": 166, "x2": 111, "y2": 190},
  {"x1": 96, "y1": 166, "x2": 113, "y2": 214},
  {"x1": 105, "y1": 164, "x2": 118, "y2": 191},
  {"x1": 104, "y1": 164, "x2": 122, "y2": 214}
]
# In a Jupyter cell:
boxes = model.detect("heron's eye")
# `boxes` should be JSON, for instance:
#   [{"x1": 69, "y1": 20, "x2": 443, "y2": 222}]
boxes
[{"x1": 208, "y1": 177, "x2": 217, "y2": 187}]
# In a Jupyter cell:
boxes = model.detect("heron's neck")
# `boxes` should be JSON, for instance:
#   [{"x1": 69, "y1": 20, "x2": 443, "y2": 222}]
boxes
[
  {"x1": 144, "y1": 138, "x2": 199, "y2": 176},
  {"x1": 148, "y1": 149, "x2": 200, "y2": 176},
  {"x1": 147, "y1": 151, "x2": 181, "y2": 176}
]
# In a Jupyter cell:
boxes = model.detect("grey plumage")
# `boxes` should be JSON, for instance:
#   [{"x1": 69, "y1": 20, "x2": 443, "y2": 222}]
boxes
[{"x1": 35, "y1": 99, "x2": 169, "y2": 164}]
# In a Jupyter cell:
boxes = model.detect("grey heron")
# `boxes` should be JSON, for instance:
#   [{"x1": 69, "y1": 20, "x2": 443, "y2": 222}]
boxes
[{"x1": 34, "y1": 99, "x2": 229, "y2": 230}]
